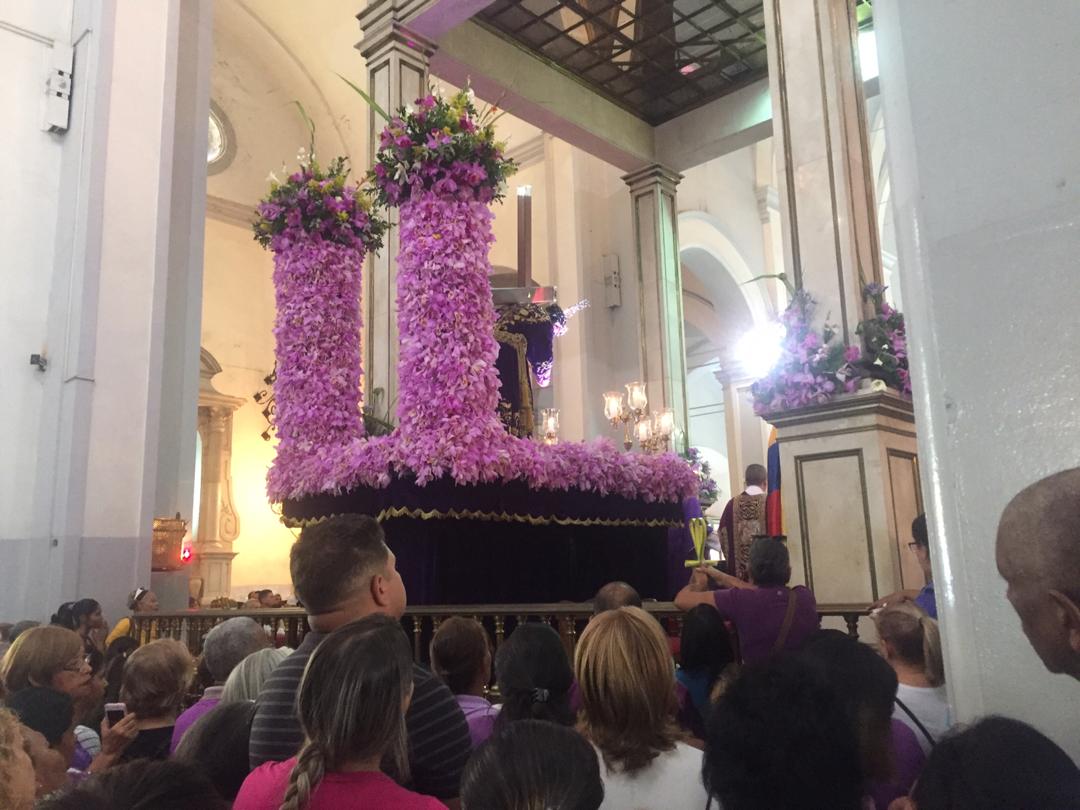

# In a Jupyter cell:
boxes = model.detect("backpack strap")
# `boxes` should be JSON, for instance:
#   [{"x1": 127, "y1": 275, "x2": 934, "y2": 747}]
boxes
[
  {"x1": 894, "y1": 695, "x2": 936, "y2": 749},
  {"x1": 770, "y1": 588, "x2": 799, "y2": 655}
]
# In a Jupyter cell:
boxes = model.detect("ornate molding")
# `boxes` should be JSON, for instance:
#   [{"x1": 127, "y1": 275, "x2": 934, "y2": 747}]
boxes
[
  {"x1": 206, "y1": 195, "x2": 255, "y2": 229},
  {"x1": 622, "y1": 163, "x2": 683, "y2": 195},
  {"x1": 508, "y1": 134, "x2": 546, "y2": 170},
  {"x1": 755, "y1": 184, "x2": 780, "y2": 223}
]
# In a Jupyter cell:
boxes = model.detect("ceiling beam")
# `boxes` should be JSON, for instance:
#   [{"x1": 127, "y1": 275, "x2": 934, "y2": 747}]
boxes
[
  {"x1": 655, "y1": 78, "x2": 773, "y2": 171},
  {"x1": 431, "y1": 21, "x2": 656, "y2": 171}
]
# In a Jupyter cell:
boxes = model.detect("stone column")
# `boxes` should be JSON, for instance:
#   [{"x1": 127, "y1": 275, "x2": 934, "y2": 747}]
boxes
[
  {"x1": 875, "y1": 0, "x2": 1080, "y2": 758},
  {"x1": 194, "y1": 399, "x2": 243, "y2": 603},
  {"x1": 759, "y1": 0, "x2": 915, "y2": 629},
  {"x1": 762, "y1": 0, "x2": 881, "y2": 342},
  {"x1": 356, "y1": 13, "x2": 434, "y2": 415},
  {"x1": 623, "y1": 165, "x2": 690, "y2": 450},
  {"x1": 716, "y1": 368, "x2": 771, "y2": 502}
]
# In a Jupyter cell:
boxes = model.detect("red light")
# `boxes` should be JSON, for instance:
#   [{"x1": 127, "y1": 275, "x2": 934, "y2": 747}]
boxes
[
  {"x1": 180, "y1": 546, "x2": 193, "y2": 564},
  {"x1": 680, "y1": 62, "x2": 700, "y2": 75}
]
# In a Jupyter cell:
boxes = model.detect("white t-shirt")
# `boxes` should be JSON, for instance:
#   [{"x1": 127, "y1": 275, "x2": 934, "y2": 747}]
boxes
[
  {"x1": 894, "y1": 683, "x2": 952, "y2": 755},
  {"x1": 597, "y1": 741, "x2": 711, "y2": 810}
]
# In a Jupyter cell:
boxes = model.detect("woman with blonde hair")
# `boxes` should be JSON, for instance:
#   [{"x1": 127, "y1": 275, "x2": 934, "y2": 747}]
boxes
[
  {"x1": 876, "y1": 602, "x2": 951, "y2": 754},
  {"x1": 233, "y1": 615, "x2": 446, "y2": 810},
  {"x1": 1, "y1": 626, "x2": 138, "y2": 771},
  {"x1": 0, "y1": 707, "x2": 37, "y2": 810},
  {"x1": 574, "y1": 606, "x2": 708, "y2": 810},
  {"x1": 118, "y1": 638, "x2": 193, "y2": 762}
]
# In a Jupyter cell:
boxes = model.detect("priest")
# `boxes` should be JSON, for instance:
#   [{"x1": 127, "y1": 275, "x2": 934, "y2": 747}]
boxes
[{"x1": 717, "y1": 464, "x2": 768, "y2": 580}]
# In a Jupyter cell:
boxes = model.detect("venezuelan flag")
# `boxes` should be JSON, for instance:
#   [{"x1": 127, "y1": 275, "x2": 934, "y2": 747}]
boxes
[{"x1": 765, "y1": 427, "x2": 783, "y2": 535}]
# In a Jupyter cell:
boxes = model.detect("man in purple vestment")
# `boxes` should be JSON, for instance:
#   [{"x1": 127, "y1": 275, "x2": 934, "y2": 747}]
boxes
[{"x1": 717, "y1": 465, "x2": 768, "y2": 580}]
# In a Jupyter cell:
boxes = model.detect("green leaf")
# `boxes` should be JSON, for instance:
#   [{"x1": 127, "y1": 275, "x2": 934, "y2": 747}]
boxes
[
  {"x1": 743, "y1": 272, "x2": 796, "y2": 297},
  {"x1": 337, "y1": 74, "x2": 390, "y2": 121},
  {"x1": 291, "y1": 100, "x2": 316, "y2": 157}
]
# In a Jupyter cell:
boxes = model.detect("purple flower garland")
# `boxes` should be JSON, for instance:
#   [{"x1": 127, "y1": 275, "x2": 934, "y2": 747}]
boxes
[
  {"x1": 265, "y1": 239, "x2": 369, "y2": 499},
  {"x1": 264, "y1": 89, "x2": 697, "y2": 505},
  {"x1": 390, "y1": 191, "x2": 510, "y2": 483}
]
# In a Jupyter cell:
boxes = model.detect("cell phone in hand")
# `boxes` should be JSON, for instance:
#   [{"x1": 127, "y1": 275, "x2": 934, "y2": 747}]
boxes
[{"x1": 105, "y1": 703, "x2": 126, "y2": 726}]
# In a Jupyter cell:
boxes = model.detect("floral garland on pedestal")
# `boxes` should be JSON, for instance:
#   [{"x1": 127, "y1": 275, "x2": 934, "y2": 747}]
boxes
[
  {"x1": 253, "y1": 154, "x2": 386, "y2": 499},
  {"x1": 750, "y1": 284, "x2": 913, "y2": 416},
  {"x1": 750, "y1": 290, "x2": 860, "y2": 416},
  {"x1": 854, "y1": 283, "x2": 911, "y2": 395}
]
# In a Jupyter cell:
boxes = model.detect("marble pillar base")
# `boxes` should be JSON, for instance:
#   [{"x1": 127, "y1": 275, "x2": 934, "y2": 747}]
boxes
[
  {"x1": 195, "y1": 550, "x2": 238, "y2": 605},
  {"x1": 767, "y1": 392, "x2": 923, "y2": 607}
]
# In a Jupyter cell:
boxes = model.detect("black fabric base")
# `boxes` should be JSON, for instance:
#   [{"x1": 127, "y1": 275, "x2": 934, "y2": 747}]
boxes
[{"x1": 280, "y1": 476, "x2": 680, "y2": 603}]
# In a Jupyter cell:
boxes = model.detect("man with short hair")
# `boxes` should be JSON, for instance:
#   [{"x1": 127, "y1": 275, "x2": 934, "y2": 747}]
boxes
[
  {"x1": 717, "y1": 464, "x2": 769, "y2": 580},
  {"x1": 171, "y1": 616, "x2": 268, "y2": 752},
  {"x1": 593, "y1": 581, "x2": 642, "y2": 615},
  {"x1": 872, "y1": 514, "x2": 936, "y2": 618},
  {"x1": 996, "y1": 468, "x2": 1080, "y2": 680},
  {"x1": 249, "y1": 515, "x2": 472, "y2": 805}
]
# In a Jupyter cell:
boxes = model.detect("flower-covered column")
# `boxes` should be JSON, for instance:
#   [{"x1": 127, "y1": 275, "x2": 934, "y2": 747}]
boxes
[
  {"x1": 371, "y1": 89, "x2": 517, "y2": 484},
  {"x1": 393, "y1": 192, "x2": 509, "y2": 482},
  {"x1": 255, "y1": 156, "x2": 386, "y2": 501}
]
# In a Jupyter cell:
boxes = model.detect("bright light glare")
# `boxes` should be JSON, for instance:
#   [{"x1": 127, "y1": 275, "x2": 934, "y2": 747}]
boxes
[
  {"x1": 737, "y1": 322, "x2": 785, "y2": 379},
  {"x1": 858, "y1": 29, "x2": 879, "y2": 81}
]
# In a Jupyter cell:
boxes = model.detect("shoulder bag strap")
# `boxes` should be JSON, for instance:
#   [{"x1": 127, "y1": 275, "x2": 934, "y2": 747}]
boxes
[
  {"x1": 894, "y1": 695, "x2": 936, "y2": 749},
  {"x1": 770, "y1": 588, "x2": 799, "y2": 655}
]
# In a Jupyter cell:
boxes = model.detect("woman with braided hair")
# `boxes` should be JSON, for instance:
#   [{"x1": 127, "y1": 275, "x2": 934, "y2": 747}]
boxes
[{"x1": 233, "y1": 614, "x2": 446, "y2": 810}]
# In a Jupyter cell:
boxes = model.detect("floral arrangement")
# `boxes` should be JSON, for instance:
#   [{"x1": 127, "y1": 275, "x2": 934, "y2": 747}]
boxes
[
  {"x1": 263, "y1": 85, "x2": 697, "y2": 508},
  {"x1": 681, "y1": 447, "x2": 719, "y2": 506},
  {"x1": 255, "y1": 148, "x2": 386, "y2": 481},
  {"x1": 854, "y1": 283, "x2": 911, "y2": 395},
  {"x1": 750, "y1": 290, "x2": 859, "y2": 416},
  {"x1": 370, "y1": 88, "x2": 517, "y2": 207},
  {"x1": 254, "y1": 149, "x2": 386, "y2": 253}
]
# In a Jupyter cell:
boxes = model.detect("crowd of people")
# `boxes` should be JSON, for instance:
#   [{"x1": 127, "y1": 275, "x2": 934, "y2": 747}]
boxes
[{"x1": 1, "y1": 467, "x2": 1078, "y2": 809}]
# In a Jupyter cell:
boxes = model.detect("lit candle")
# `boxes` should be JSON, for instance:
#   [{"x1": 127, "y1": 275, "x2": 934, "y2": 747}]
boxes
[
  {"x1": 603, "y1": 391, "x2": 625, "y2": 422},
  {"x1": 635, "y1": 418, "x2": 653, "y2": 445},
  {"x1": 541, "y1": 408, "x2": 560, "y2": 444},
  {"x1": 625, "y1": 381, "x2": 648, "y2": 412},
  {"x1": 656, "y1": 408, "x2": 674, "y2": 437}
]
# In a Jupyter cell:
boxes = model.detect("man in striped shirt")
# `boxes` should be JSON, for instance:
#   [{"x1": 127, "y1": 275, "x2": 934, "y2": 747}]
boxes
[{"x1": 249, "y1": 515, "x2": 471, "y2": 806}]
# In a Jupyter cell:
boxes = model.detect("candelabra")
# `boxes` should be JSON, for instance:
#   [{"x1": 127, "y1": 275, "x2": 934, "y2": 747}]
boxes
[
  {"x1": 540, "y1": 408, "x2": 560, "y2": 446},
  {"x1": 602, "y1": 382, "x2": 674, "y2": 453}
]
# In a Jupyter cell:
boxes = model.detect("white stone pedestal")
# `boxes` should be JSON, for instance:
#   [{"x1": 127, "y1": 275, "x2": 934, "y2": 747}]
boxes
[{"x1": 768, "y1": 392, "x2": 923, "y2": 608}]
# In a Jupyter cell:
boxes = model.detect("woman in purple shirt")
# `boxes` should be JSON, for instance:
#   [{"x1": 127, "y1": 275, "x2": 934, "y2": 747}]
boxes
[
  {"x1": 675, "y1": 535, "x2": 819, "y2": 664},
  {"x1": 429, "y1": 617, "x2": 499, "y2": 748}
]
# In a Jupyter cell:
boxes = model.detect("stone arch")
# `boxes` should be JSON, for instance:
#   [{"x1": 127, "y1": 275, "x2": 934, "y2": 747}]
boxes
[{"x1": 678, "y1": 210, "x2": 771, "y2": 326}]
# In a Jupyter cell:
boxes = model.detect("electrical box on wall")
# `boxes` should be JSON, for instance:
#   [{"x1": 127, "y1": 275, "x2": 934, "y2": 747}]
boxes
[
  {"x1": 43, "y1": 42, "x2": 74, "y2": 133},
  {"x1": 603, "y1": 254, "x2": 622, "y2": 308}
]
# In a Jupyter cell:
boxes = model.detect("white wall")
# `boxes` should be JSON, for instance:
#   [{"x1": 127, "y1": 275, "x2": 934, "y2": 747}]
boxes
[
  {"x1": 0, "y1": 1, "x2": 70, "y2": 543},
  {"x1": 1, "y1": 0, "x2": 210, "y2": 625},
  {"x1": 876, "y1": 0, "x2": 1080, "y2": 758}
]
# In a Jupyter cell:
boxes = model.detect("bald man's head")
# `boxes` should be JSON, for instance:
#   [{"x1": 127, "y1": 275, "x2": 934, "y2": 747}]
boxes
[
  {"x1": 996, "y1": 467, "x2": 1080, "y2": 679},
  {"x1": 593, "y1": 581, "x2": 642, "y2": 615}
]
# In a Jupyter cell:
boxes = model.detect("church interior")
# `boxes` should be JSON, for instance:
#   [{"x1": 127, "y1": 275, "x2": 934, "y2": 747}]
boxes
[{"x1": 2, "y1": 0, "x2": 1078, "y2": 775}]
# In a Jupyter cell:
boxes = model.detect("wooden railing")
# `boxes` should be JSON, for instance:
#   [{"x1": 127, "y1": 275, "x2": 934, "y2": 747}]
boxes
[{"x1": 133, "y1": 602, "x2": 869, "y2": 662}]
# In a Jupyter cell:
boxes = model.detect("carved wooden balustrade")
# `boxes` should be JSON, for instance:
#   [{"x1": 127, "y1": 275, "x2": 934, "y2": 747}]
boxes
[{"x1": 133, "y1": 602, "x2": 869, "y2": 661}]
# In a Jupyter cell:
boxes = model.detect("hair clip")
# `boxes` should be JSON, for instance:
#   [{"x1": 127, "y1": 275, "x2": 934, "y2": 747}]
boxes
[{"x1": 531, "y1": 687, "x2": 550, "y2": 704}]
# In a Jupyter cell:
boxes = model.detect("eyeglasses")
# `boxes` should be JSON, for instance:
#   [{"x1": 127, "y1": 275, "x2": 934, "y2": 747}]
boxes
[
  {"x1": 907, "y1": 542, "x2": 924, "y2": 552},
  {"x1": 61, "y1": 655, "x2": 92, "y2": 673}
]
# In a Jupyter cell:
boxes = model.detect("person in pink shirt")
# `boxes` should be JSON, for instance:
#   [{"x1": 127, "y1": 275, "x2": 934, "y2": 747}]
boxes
[{"x1": 234, "y1": 615, "x2": 446, "y2": 810}]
